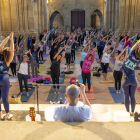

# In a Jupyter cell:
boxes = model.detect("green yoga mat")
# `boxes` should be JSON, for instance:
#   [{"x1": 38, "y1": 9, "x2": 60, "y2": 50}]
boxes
[
  {"x1": 39, "y1": 66, "x2": 46, "y2": 73},
  {"x1": 47, "y1": 86, "x2": 66, "y2": 102}
]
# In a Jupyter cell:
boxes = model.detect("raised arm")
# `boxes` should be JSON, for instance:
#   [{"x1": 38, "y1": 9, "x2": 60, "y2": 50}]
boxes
[
  {"x1": 54, "y1": 46, "x2": 65, "y2": 59},
  {"x1": 0, "y1": 36, "x2": 10, "y2": 51},
  {"x1": 84, "y1": 49, "x2": 95, "y2": 61},
  {"x1": 7, "y1": 32, "x2": 15, "y2": 66},
  {"x1": 131, "y1": 34, "x2": 138, "y2": 43},
  {"x1": 131, "y1": 40, "x2": 140, "y2": 51}
]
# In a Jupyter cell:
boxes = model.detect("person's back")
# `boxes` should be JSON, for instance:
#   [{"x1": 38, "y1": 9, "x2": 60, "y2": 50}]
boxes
[{"x1": 53, "y1": 84, "x2": 93, "y2": 122}]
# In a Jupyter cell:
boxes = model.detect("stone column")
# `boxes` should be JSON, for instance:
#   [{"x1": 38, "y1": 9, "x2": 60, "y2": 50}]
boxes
[
  {"x1": 18, "y1": 0, "x2": 24, "y2": 34},
  {"x1": 129, "y1": 0, "x2": 136, "y2": 36},
  {"x1": 28, "y1": 0, "x2": 34, "y2": 32},
  {"x1": 134, "y1": 0, "x2": 140, "y2": 34},
  {"x1": 109, "y1": 0, "x2": 112, "y2": 30},
  {"x1": 111, "y1": 0, "x2": 115, "y2": 31},
  {"x1": 0, "y1": 0, "x2": 5, "y2": 43},
  {"x1": 115, "y1": 0, "x2": 120, "y2": 31},
  {"x1": 41, "y1": 0, "x2": 44, "y2": 31},
  {"x1": 123, "y1": 0, "x2": 130, "y2": 34},
  {"x1": 105, "y1": 0, "x2": 110, "y2": 31},
  {"x1": 38, "y1": 0, "x2": 41, "y2": 33},
  {"x1": 10, "y1": 0, "x2": 19, "y2": 35},
  {"x1": 34, "y1": 1, "x2": 38, "y2": 32},
  {"x1": 117, "y1": 0, "x2": 126, "y2": 34}
]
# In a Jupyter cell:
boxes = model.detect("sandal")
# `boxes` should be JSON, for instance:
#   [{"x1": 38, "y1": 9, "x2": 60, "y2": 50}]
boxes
[{"x1": 5, "y1": 114, "x2": 13, "y2": 120}]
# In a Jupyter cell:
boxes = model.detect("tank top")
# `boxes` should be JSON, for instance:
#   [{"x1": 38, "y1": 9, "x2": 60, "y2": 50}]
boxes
[
  {"x1": 0, "y1": 57, "x2": 9, "y2": 75},
  {"x1": 114, "y1": 60, "x2": 123, "y2": 71}
]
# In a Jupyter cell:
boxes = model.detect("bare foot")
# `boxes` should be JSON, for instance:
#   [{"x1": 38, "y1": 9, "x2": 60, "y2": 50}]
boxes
[
  {"x1": 54, "y1": 91, "x2": 56, "y2": 94},
  {"x1": 27, "y1": 92, "x2": 29, "y2": 96},
  {"x1": 116, "y1": 90, "x2": 118, "y2": 94},
  {"x1": 129, "y1": 112, "x2": 134, "y2": 116},
  {"x1": 118, "y1": 90, "x2": 121, "y2": 94},
  {"x1": 58, "y1": 91, "x2": 60, "y2": 94}
]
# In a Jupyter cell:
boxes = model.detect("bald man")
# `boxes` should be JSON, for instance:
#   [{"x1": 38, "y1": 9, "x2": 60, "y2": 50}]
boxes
[{"x1": 53, "y1": 84, "x2": 93, "y2": 122}]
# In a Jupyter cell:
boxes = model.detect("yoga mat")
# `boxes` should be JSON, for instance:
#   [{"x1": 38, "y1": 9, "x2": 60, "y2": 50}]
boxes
[
  {"x1": 135, "y1": 67, "x2": 140, "y2": 70},
  {"x1": 95, "y1": 53, "x2": 99, "y2": 58},
  {"x1": 100, "y1": 80, "x2": 114, "y2": 84},
  {"x1": 79, "y1": 75, "x2": 92, "y2": 84},
  {"x1": 22, "y1": 84, "x2": 33, "y2": 88},
  {"x1": 47, "y1": 86, "x2": 66, "y2": 102},
  {"x1": 75, "y1": 59, "x2": 79, "y2": 64},
  {"x1": 79, "y1": 85, "x2": 95, "y2": 100},
  {"x1": 39, "y1": 60, "x2": 46, "y2": 64},
  {"x1": 9, "y1": 77, "x2": 18, "y2": 82},
  {"x1": 43, "y1": 54, "x2": 49, "y2": 57},
  {"x1": 39, "y1": 66, "x2": 46, "y2": 73},
  {"x1": 110, "y1": 58, "x2": 116, "y2": 65},
  {"x1": 108, "y1": 66, "x2": 113, "y2": 72},
  {"x1": 17, "y1": 87, "x2": 35, "y2": 102},
  {"x1": 47, "y1": 74, "x2": 65, "y2": 102},
  {"x1": 108, "y1": 87, "x2": 124, "y2": 103},
  {"x1": 137, "y1": 87, "x2": 140, "y2": 93},
  {"x1": 96, "y1": 58, "x2": 100, "y2": 63}
]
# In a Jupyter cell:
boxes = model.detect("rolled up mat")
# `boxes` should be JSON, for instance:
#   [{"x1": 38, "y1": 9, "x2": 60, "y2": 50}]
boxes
[
  {"x1": 39, "y1": 60, "x2": 46, "y2": 64},
  {"x1": 79, "y1": 75, "x2": 92, "y2": 84},
  {"x1": 65, "y1": 71, "x2": 73, "y2": 74},
  {"x1": 108, "y1": 87, "x2": 124, "y2": 103},
  {"x1": 79, "y1": 85, "x2": 95, "y2": 100},
  {"x1": 47, "y1": 74, "x2": 65, "y2": 102},
  {"x1": 22, "y1": 84, "x2": 33, "y2": 88}
]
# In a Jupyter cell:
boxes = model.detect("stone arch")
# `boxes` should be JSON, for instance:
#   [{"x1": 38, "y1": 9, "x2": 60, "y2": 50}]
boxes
[
  {"x1": 50, "y1": 11, "x2": 64, "y2": 29},
  {"x1": 91, "y1": 9, "x2": 103, "y2": 28}
]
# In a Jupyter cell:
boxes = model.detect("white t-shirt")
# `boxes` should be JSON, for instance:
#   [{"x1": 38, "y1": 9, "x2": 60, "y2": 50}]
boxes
[
  {"x1": 101, "y1": 52, "x2": 111, "y2": 64},
  {"x1": 53, "y1": 105, "x2": 93, "y2": 122},
  {"x1": 19, "y1": 62, "x2": 28, "y2": 75}
]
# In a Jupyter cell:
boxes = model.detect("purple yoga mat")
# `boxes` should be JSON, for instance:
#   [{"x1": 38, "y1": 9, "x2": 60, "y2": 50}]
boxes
[
  {"x1": 108, "y1": 66, "x2": 113, "y2": 72},
  {"x1": 110, "y1": 58, "x2": 116, "y2": 65},
  {"x1": 95, "y1": 54, "x2": 99, "y2": 58}
]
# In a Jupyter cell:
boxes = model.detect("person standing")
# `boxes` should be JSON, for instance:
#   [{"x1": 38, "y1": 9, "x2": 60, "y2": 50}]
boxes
[{"x1": 0, "y1": 32, "x2": 14, "y2": 120}]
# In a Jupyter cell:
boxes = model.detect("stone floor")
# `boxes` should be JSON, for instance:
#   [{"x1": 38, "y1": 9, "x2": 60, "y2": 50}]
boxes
[{"x1": 8, "y1": 50, "x2": 140, "y2": 104}]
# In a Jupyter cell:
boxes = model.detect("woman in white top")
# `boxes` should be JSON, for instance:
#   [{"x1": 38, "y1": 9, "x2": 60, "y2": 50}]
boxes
[
  {"x1": 18, "y1": 55, "x2": 29, "y2": 96},
  {"x1": 113, "y1": 47, "x2": 128, "y2": 94},
  {"x1": 101, "y1": 44, "x2": 115, "y2": 80}
]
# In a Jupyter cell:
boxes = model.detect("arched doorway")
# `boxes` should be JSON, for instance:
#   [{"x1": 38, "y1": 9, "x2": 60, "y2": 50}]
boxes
[
  {"x1": 91, "y1": 9, "x2": 103, "y2": 28},
  {"x1": 71, "y1": 9, "x2": 85, "y2": 31},
  {"x1": 50, "y1": 11, "x2": 64, "y2": 29}
]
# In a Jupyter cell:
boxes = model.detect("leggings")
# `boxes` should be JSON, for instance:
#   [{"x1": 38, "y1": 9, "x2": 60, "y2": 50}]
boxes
[
  {"x1": 80, "y1": 61, "x2": 83, "y2": 69},
  {"x1": 31, "y1": 60, "x2": 38, "y2": 78},
  {"x1": 71, "y1": 50, "x2": 75, "y2": 62},
  {"x1": 113, "y1": 70, "x2": 123, "y2": 90},
  {"x1": 66, "y1": 54, "x2": 71, "y2": 65},
  {"x1": 18, "y1": 73, "x2": 28, "y2": 92},
  {"x1": 101, "y1": 62, "x2": 109, "y2": 73},
  {"x1": 82, "y1": 72, "x2": 91, "y2": 91},
  {"x1": 118, "y1": 51, "x2": 121, "y2": 55},
  {"x1": 122, "y1": 75, "x2": 137, "y2": 112},
  {"x1": 0, "y1": 74, "x2": 10, "y2": 113},
  {"x1": 10, "y1": 63, "x2": 16, "y2": 76},
  {"x1": 51, "y1": 72, "x2": 59, "y2": 89},
  {"x1": 98, "y1": 48, "x2": 104, "y2": 60},
  {"x1": 39, "y1": 51, "x2": 43, "y2": 61}
]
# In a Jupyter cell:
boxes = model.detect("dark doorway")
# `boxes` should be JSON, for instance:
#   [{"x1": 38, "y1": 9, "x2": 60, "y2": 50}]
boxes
[{"x1": 71, "y1": 9, "x2": 85, "y2": 31}]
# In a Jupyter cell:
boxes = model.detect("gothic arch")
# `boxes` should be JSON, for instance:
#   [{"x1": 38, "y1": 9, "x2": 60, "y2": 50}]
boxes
[
  {"x1": 91, "y1": 9, "x2": 104, "y2": 28},
  {"x1": 50, "y1": 11, "x2": 64, "y2": 29}
]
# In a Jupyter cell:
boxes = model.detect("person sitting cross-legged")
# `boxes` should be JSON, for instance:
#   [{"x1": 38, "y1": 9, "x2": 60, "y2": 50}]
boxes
[{"x1": 53, "y1": 84, "x2": 93, "y2": 122}]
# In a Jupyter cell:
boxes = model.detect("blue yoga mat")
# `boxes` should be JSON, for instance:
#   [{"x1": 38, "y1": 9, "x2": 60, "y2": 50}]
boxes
[
  {"x1": 22, "y1": 84, "x2": 33, "y2": 88},
  {"x1": 79, "y1": 75, "x2": 92, "y2": 84},
  {"x1": 108, "y1": 87, "x2": 124, "y2": 103},
  {"x1": 75, "y1": 59, "x2": 79, "y2": 64},
  {"x1": 43, "y1": 54, "x2": 49, "y2": 57},
  {"x1": 17, "y1": 87, "x2": 35, "y2": 102},
  {"x1": 47, "y1": 74, "x2": 65, "y2": 102},
  {"x1": 39, "y1": 60, "x2": 46, "y2": 64}
]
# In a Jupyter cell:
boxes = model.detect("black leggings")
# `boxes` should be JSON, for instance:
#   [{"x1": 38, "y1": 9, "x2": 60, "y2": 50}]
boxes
[
  {"x1": 98, "y1": 48, "x2": 104, "y2": 60},
  {"x1": 10, "y1": 63, "x2": 16, "y2": 76},
  {"x1": 51, "y1": 72, "x2": 59, "y2": 89},
  {"x1": 82, "y1": 72, "x2": 91, "y2": 91},
  {"x1": 71, "y1": 50, "x2": 75, "y2": 62},
  {"x1": 66, "y1": 54, "x2": 71, "y2": 65},
  {"x1": 113, "y1": 70, "x2": 123, "y2": 90},
  {"x1": 80, "y1": 61, "x2": 83, "y2": 69},
  {"x1": 101, "y1": 62, "x2": 109, "y2": 73},
  {"x1": 18, "y1": 73, "x2": 28, "y2": 92},
  {"x1": 39, "y1": 51, "x2": 43, "y2": 61}
]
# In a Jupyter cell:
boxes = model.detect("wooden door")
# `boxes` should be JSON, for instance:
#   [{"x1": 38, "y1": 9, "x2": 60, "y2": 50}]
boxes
[
  {"x1": 91, "y1": 14, "x2": 96, "y2": 28},
  {"x1": 71, "y1": 11, "x2": 85, "y2": 31}
]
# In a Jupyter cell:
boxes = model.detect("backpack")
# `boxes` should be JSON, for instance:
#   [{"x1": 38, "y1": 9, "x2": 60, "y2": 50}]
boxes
[{"x1": 70, "y1": 77, "x2": 76, "y2": 84}]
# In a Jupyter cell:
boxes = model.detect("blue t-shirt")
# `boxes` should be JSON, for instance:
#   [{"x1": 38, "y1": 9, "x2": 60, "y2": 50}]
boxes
[
  {"x1": 100, "y1": 41, "x2": 106, "y2": 49},
  {"x1": 120, "y1": 50, "x2": 140, "y2": 76},
  {"x1": 80, "y1": 51, "x2": 88, "y2": 61}
]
